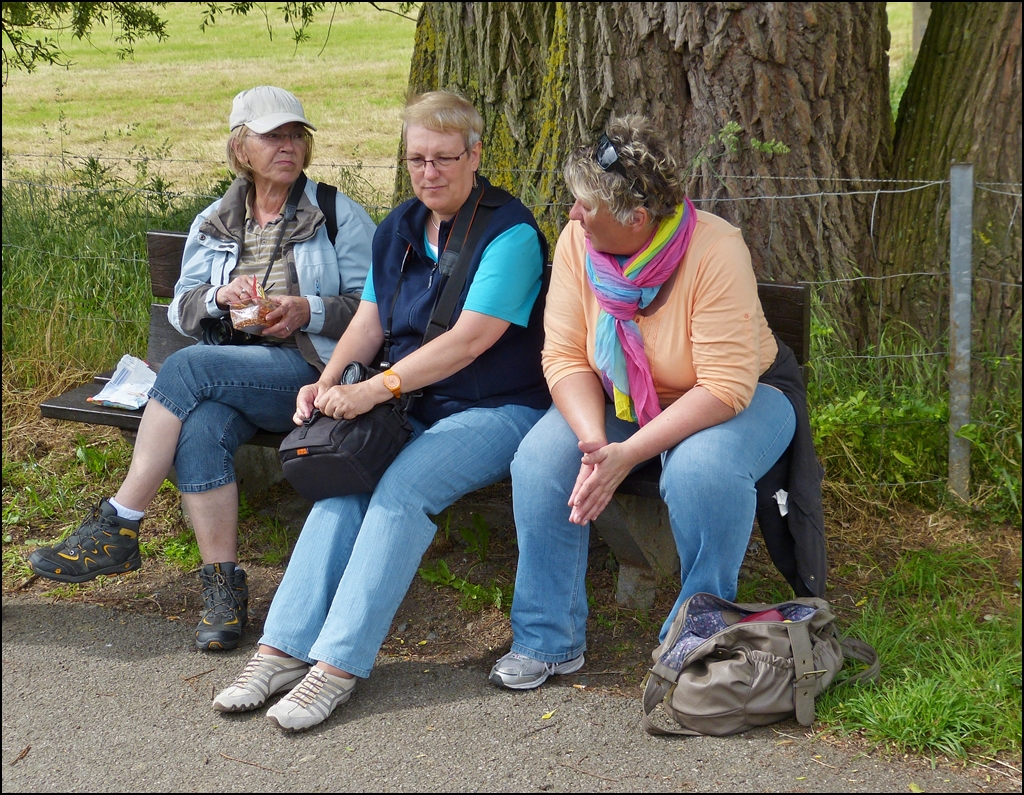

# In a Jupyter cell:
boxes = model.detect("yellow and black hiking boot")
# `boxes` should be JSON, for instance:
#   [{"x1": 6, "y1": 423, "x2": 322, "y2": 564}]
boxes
[
  {"x1": 196, "y1": 562, "x2": 249, "y2": 651},
  {"x1": 28, "y1": 499, "x2": 141, "y2": 583}
]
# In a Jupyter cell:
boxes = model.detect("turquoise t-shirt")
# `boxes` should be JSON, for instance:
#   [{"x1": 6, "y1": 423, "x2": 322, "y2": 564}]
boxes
[{"x1": 360, "y1": 223, "x2": 543, "y2": 328}]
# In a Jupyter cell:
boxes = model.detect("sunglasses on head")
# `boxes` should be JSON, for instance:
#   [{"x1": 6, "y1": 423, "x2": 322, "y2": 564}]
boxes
[
  {"x1": 595, "y1": 133, "x2": 646, "y2": 199},
  {"x1": 595, "y1": 134, "x2": 629, "y2": 179}
]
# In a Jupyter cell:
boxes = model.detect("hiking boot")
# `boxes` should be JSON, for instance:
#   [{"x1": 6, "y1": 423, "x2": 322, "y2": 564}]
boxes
[
  {"x1": 212, "y1": 652, "x2": 309, "y2": 713},
  {"x1": 266, "y1": 668, "x2": 356, "y2": 732},
  {"x1": 488, "y1": 651, "x2": 585, "y2": 690},
  {"x1": 195, "y1": 562, "x2": 248, "y2": 651},
  {"x1": 28, "y1": 499, "x2": 141, "y2": 583}
]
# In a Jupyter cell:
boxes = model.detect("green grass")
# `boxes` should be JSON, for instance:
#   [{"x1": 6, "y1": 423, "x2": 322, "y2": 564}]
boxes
[
  {"x1": 152, "y1": 527, "x2": 204, "y2": 571},
  {"x1": 418, "y1": 557, "x2": 512, "y2": 613},
  {"x1": 1, "y1": 157, "x2": 219, "y2": 388},
  {"x1": 809, "y1": 302, "x2": 1022, "y2": 527},
  {"x1": 2, "y1": 3, "x2": 416, "y2": 199},
  {"x1": 818, "y1": 547, "x2": 1022, "y2": 758},
  {"x1": 247, "y1": 515, "x2": 300, "y2": 567},
  {"x1": 887, "y1": 3, "x2": 915, "y2": 118}
]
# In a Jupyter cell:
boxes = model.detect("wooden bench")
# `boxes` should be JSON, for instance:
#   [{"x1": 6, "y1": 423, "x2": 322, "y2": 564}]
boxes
[{"x1": 41, "y1": 230, "x2": 810, "y2": 608}]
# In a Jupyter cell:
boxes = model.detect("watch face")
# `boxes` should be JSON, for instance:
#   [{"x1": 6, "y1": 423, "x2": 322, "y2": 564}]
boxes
[{"x1": 384, "y1": 373, "x2": 401, "y2": 391}]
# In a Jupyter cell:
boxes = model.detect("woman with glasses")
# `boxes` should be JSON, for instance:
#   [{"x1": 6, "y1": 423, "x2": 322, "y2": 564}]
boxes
[
  {"x1": 213, "y1": 90, "x2": 549, "y2": 731},
  {"x1": 489, "y1": 115, "x2": 824, "y2": 690},
  {"x1": 28, "y1": 86, "x2": 376, "y2": 653}
]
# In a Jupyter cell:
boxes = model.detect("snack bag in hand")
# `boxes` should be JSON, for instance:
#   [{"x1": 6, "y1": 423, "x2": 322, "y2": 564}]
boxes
[
  {"x1": 229, "y1": 274, "x2": 274, "y2": 335},
  {"x1": 229, "y1": 297, "x2": 274, "y2": 334}
]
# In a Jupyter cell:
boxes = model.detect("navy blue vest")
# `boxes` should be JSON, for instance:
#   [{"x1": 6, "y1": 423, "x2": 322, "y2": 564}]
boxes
[{"x1": 371, "y1": 177, "x2": 551, "y2": 426}]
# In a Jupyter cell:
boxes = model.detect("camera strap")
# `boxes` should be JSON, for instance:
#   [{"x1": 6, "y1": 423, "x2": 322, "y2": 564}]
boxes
[
  {"x1": 379, "y1": 180, "x2": 513, "y2": 366},
  {"x1": 422, "y1": 181, "x2": 490, "y2": 345},
  {"x1": 258, "y1": 172, "x2": 308, "y2": 292}
]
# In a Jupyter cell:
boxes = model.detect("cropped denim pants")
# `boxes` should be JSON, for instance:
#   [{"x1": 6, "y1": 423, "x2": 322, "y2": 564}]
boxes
[
  {"x1": 148, "y1": 343, "x2": 319, "y2": 492},
  {"x1": 507, "y1": 383, "x2": 796, "y2": 664},
  {"x1": 259, "y1": 403, "x2": 546, "y2": 678}
]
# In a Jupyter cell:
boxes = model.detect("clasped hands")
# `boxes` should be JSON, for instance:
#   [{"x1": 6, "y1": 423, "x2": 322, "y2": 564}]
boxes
[{"x1": 568, "y1": 440, "x2": 637, "y2": 525}]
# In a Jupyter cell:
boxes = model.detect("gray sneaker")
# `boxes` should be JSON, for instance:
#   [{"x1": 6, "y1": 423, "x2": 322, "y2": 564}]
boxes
[
  {"x1": 488, "y1": 651, "x2": 585, "y2": 690},
  {"x1": 266, "y1": 667, "x2": 356, "y2": 732},
  {"x1": 212, "y1": 653, "x2": 309, "y2": 713}
]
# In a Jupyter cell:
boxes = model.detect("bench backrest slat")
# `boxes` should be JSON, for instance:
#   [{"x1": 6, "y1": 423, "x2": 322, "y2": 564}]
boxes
[
  {"x1": 147, "y1": 230, "x2": 188, "y2": 299},
  {"x1": 148, "y1": 304, "x2": 193, "y2": 370},
  {"x1": 142, "y1": 231, "x2": 810, "y2": 367},
  {"x1": 756, "y1": 283, "x2": 810, "y2": 366}
]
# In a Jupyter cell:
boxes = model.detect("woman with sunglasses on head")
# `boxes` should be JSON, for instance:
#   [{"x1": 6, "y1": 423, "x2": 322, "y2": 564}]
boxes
[
  {"x1": 490, "y1": 115, "x2": 824, "y2": 690},
  {"x1": 212, "y1": 90, "x2": 549, "y2": 731},
  {"x1": 28, "y1": 86, "x2": 376, "y2": 652}
]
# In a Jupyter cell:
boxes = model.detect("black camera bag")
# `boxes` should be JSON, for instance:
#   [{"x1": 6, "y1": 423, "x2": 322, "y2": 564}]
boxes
[{"x1": 279, "y1": 404, "x2": 412, "y2": 500}]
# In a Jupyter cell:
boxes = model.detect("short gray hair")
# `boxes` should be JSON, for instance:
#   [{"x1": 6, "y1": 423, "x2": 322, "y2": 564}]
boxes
[
  {"x1": 226, "y1": 124, "x2": 315, "y2": 182},
  {"x1": 403, "y1": 90, "x2": 483, "y2": 150},
  {"x1": 563, "y1": 115, "x2": 686, "y2": 225}
]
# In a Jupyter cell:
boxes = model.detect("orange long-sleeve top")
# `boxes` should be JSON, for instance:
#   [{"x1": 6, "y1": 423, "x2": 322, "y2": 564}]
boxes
[{"x1": 542, "y1": 210, "x2": 778, "y2": 414}]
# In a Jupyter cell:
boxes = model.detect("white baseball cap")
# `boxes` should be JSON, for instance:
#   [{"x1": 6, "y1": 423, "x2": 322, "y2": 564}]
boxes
[{"x1": 229, "y1": 86, "x2": 316, "y2": 133}]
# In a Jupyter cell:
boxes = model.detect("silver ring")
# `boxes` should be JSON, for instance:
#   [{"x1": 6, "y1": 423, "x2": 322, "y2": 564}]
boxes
[{"x1": 285, "y1": 325, "x2": 289, "y2": 332}]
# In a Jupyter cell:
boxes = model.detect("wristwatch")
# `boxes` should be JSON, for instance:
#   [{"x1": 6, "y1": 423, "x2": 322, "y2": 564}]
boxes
[{"x1": 382, "y1": 369, "x2": 402, "y2": 399}]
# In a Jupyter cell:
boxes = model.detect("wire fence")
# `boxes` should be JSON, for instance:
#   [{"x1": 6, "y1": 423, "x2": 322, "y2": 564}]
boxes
[{"x1": 3, "y1": 153, "x2": 1021, "y2": 496}]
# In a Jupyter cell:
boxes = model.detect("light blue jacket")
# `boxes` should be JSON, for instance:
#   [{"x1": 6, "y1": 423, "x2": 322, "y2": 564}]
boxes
[{"x1": 169, "y1": 176, "x2": 375, "y2": 366}]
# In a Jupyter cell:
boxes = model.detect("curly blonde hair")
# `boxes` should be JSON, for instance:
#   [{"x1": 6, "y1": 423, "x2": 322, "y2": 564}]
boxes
[
  {"x1": 226, "y1": 124, "x2": 315, "y2": 182},
  {"x1": 563, "y1": 115, "x2": 686, "y2": 225}
]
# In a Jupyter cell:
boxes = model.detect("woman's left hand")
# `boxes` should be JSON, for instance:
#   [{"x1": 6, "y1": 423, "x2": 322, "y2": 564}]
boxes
[
  {"x1": 313, "y1": 381, "x2": 383, "y2": 421},
  {"x1": 567, "y1": 440, "x2": 636, "y2": 525},
  {"x1": 263, "y1": 296, "x2": 311, "y2": 338}
]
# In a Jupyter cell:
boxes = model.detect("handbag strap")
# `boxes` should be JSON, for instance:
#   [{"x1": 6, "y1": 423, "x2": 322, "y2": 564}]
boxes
[
  {"x1": 839, "y1": 635, "x2": 881, "y2": 684},
  {"x1": 787, "y1": 621, "x2": 818, "y2": 725},
  {"x1": 315, "y1": 181, "x2": 339, "y2": 245},
  {"x1": 379, "y1": 181, "x2": 503, "y2": 367},
  {"x1": 422, "y1": 180, "x2": 494, "y2": 345}
]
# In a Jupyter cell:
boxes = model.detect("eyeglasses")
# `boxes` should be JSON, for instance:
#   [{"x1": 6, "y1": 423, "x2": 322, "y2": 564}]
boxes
[
  {"x1": 595, "y1": 134, "x2": 629, "y2": 179},
  {"x1": 254, "y1": 131, "x2": 309, "y2": 145},
  {"x1": 402, "y1": 149, "x2": 469, "y2": 172}
]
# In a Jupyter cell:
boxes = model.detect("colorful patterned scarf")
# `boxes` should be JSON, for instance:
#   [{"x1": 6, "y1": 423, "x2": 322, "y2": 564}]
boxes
[{"x1": 585, "y1": 198, "x2": 697, "y2": 425}]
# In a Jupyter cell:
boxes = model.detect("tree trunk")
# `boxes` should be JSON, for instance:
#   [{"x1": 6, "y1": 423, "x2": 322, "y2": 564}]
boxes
[
  {"x1": 878, "y1": 2, "x2": 1022, "y2": 362},
  {"x1": 404, "y1": 2, "x2": 892, "y2": 346}
]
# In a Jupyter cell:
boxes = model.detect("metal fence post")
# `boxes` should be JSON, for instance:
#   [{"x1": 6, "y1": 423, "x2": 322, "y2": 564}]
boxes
[{"x1": 948, "y1": 164, "x2": 973, "y2": 499}]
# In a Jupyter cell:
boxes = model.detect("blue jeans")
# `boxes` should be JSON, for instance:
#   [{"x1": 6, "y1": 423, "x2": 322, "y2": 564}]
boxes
[
  {"x1": 259, "y1": 403, "x2": 546, "y2": 678},
  {"x1": 148, "y1": 344, "x2": 319, "y2": 492},
  {"x1": 508, "y1": 383, "x2": 796, "y2": 663}
]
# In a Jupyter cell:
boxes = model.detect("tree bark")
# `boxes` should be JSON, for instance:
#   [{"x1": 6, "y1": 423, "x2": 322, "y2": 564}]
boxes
[
  {"x1": 878, "y1": 2, "x2": 1022, "y2": 361},
  {"x1": 403, "y1": 2, "x2": 893, "y2": 346}
]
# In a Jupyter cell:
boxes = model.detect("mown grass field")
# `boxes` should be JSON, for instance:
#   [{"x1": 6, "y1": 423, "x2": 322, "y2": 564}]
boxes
[
  {"x1": 2, "y1": 2, "x2": 1021, "y2": 772},
  {"x1": 1, "y1": 2, "x2": 416, "y2": 195}
]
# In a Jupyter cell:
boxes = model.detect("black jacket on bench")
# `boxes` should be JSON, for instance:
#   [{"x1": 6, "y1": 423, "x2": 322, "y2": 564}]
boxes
[{"x1": 755, "y1": 338, "x2": 827, "y2": 597}]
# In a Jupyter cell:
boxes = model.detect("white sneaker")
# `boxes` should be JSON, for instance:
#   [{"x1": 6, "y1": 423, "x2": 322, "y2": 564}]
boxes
[
  {"x1": 266, "y1": 667, "x2": 357, "y2": 731},
  {"x1": 212, "y1": 652, "x2": 309, "y2": 713},
  {"x1": 488, "y1": 651, "x2": 585, "y2": 690}
]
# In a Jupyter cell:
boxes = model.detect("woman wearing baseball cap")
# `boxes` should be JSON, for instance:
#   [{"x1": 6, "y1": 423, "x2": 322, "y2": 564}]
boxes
[{"x1": 29, "y1": 86, "x2": 377, "y2": 654}]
